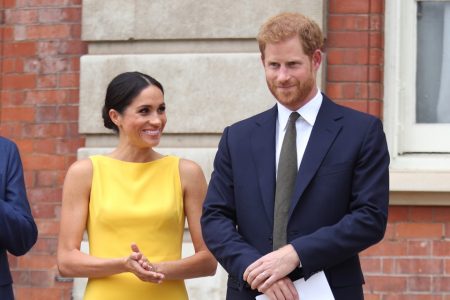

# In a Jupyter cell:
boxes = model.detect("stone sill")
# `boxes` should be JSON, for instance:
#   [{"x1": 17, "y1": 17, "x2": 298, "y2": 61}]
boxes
[{"x1": 390, "y1": 171, "x2": 450, "y2": 206}]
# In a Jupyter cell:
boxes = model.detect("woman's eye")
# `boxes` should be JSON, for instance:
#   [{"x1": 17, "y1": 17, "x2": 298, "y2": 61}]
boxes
[
  {"x1": 139, "y1": 108, "x2": 149, "y2": 114},
  {"x1": 158, "y1": 106, "x2": 166, "y2": 113}
]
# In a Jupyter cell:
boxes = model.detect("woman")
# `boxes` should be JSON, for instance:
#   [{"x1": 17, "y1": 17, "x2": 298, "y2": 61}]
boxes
[{"x1": 57, "y1": 71, "x2": 217, "y2": 299}]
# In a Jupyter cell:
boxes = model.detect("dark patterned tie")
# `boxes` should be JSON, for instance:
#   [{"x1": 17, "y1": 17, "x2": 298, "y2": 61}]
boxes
[{"x1": 273, "y1": 112, "x2": 300, "y2": 250}]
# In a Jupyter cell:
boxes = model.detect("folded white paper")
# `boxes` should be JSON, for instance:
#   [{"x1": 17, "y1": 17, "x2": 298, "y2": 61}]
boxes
[{"x1": 255, "y1": 271, "x2": 334, "y2": 300}]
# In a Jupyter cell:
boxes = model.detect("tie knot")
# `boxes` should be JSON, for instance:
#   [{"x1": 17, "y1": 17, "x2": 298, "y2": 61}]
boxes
[{"x1": 288, "y1": 112, "x2": 300, "y2": 123}]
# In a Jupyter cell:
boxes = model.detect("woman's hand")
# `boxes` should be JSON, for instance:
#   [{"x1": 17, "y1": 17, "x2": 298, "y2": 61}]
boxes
[{"x1": 126, "y1": 243, "x2": 165, "y2": 283}]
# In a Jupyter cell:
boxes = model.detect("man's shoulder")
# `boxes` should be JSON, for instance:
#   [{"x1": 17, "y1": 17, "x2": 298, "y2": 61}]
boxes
[
  {"x1": 323, "y1": 95, "x2": 380, "y2": 124},
  {"x1": 0, "y1": 136, "x2": 17, "y2": 153},
  {"x1": 228, "y1": 105, "x2": 276, "y2": 130}
]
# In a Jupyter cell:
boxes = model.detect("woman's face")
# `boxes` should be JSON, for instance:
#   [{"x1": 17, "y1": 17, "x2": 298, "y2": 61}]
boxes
[{"x1": 111, "y1": 85, "x2": 166, "y2": 148}]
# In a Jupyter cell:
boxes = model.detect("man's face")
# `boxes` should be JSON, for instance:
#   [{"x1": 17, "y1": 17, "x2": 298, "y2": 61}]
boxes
[{"x1": 262, "y1": 35, "x2": 321, "y2": 111}]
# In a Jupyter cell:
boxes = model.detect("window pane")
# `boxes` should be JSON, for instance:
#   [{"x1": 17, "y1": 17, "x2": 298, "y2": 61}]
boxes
[{"x1": 416, "y1": 1, "x2": 450, "y2": 123}]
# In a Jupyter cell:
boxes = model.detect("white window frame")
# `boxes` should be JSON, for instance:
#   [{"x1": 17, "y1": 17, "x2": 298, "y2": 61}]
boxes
[{"x1": 384, "y1": 0, "x2": 450, "y2": 202}]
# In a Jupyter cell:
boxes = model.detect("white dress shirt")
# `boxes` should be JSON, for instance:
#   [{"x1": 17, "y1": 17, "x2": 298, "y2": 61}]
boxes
[{"x1": 275, "y1": 90, "x2": 323, "y2": 175}]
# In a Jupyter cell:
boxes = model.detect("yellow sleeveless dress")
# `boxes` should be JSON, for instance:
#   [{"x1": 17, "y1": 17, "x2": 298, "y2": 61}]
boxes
[{"x1": 84, "y1": 155, "x2": 188, "y2": 300}]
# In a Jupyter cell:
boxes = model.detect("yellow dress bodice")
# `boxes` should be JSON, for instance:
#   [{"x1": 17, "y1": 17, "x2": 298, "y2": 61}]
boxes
[{"x1": 84, "y1": 155, "x2": 188, "y2": 300}]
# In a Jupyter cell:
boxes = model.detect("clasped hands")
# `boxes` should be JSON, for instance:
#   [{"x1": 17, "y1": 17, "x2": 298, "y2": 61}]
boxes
[
  {"x1": 125, "y1": 243, "x2": 164, "y2": 283},
  {"x1": 243, "y1": 244, "x2": 300, "y2": 300}
]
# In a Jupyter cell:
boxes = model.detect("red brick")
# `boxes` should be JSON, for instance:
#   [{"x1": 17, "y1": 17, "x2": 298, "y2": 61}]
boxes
[
  {"x1": 408, "y1": 276, "x2": 432, "y2": 292},
  {"x1": 55, "y1": 138, "x2": 84, "y2": 155},
  {"x1": 3, "y1": 0, "x2": 16, "y2": 8},
  {"x1": 36, "y1": 170, "x2": 64, "y2": 187},
  {"x1": 70, "y1": 23, "x2": 81, "y2": 38},
  {"x1": 58, "y1": 73, "x2": 79, "y2": 87},
  {"x1": 41, "y1": 57, "x2": 69, "y2": 74},
  {"x1": 370, "y1": 32, "x2": 383, "y2": 48},
  {"x1": 18, "y1": 255, "x2": 57, "y2": 269},
  {"x1": 361, "y1": 257, "x2": 382, "y2": 273},
  {"x1": 327, "y1": 48, "x2": 369, "y2": 65},
  {"x1": 33, "y1": 138, "x2": 56, "y2": 153},
  {"x1": 368, "y1": 83, "x2": 381, "y2": 99},
  {"x1": 1, "y1": 106, "x2": 35, "y2": 122},
  {"x1": 31, "y1": 203, "x2": 60, "y2": 219},
  {"x1": 29, "y1": 237, "x2": 57, "y2": 255},
  {"x1": 38, "y1": 8, "x2": 63, "y2": 23},
  {"x1": 4, "y1": 9, "x2": 39, "y2": 24},
  {"x1": 22, "y1": 154, "x2": 66, "y2": 170},
  {"x1": 410, "y1": 206, "x2": 434, "y2": 221},
  {"x1": 2, "y1": 26, "x2": 15, "y2": 40},
  {"x1": 26, "y1": 24, "x2": 71, "y2": 39},
  {"x1": 369, "y1": 65, "x2": 381, "y2": 82},
  {"x1": 363, "y1": 240, "x2": 407, "y2": 256},
  {"x1": 433, "y1": 276, "x2": 450, "y2": 292},
  {"x1": 23, "y1": 123, "x2": 68, "y2": 138},
  {"x1": 328, "y1": 15, "x2": 369, "y2": 31},
  {"x1": 407, "y1": 240, "x2": 432, "y2": 256},
  {"x1": 364, "y1": 275, "x2": 407, "y2": 292},
  {"x1": 3, "y1": 74, "x2": 37, "y2": 89},
  {"x1": 335, "y1": 100, "x2": 368, "y2": 113},
  {"x1": 15, "y1": 139, "x2": 34, "y2": 153},
  {"x1": 30, "y1": 270, "x2": 55, "y2": 287},
  {"x1": 370, "y1": 0, "x2": 384, "y2": 14},
  {"x1": 36, "y1": 219, "x2": 60, "y2": 236},
  {"x1": 383, "y1": 223, "x2": 396, "y2": 240},
  {"x1": 36, "y1": 105, "x2": 58, "y2": 122},
  {"x1": 11, "y1": 269, "x2": 31, "y2": 285},
  {"x1": 369, "y1": 48, "x2": 383, "y2": 65},
  {"x1": 363, "y1": 294, "x2": 380, "y2": 300},
  {"x1": 7, "y1": 255, "x2": 18, "y2": 268},
  {"x1": 396, "y1": 259, "x2": 443, "y2": 275},
  {"x1": 14, "y1": 287, "x2": 63, "y2": 300},
  {"x1": 389, "y1": 206, "x2": 409, "y2": 222},
  {"x1": 57, "y1": 105, "x2": 78, "y2": 121},
  {"x1": 329, "y1": 0, "x2": 370, "y2": 13},
  {"x1": 328, "y1": 65, "x2": 368, "y2": 82},
  {"x1": 395, "y1": 223, "x2": 444, "y2": 239},
  {"x1": 25, "y1": 90, "x2": 68, "y2": 104},
  {"x1": 384, "y1": 295, "x2": 444, "y2": 300},
  {"x1": 368, "y1": 100, "x2": 381, "y2": 117},
  {"x1": 0, "y1": 90, "x2": 25, "y2": 106},
  {"x1": 369, "y1": 14, "x2": 383, "y2": 31},
  {"x1": 327, "y1": 32, "x2": 369, "y2": 48},
  {"x1": 3, "y1": 41, "x2": 37, "y2": 57},
  {"x1": 432, "y1": 240, "x2": 450, "y2": 256},
  {"x1": 28, "y1": 187, "x2": 62, "y2": 203},
  {"x1": 382, "y1": 258, "x2": 395, "y2": 274},
  {"x1": 326, "y1": 82, "x2": 344, "y2": 99},
  {"x1": 37, "y1": 74, "x2": 58, "y2": 88},
  {"x1": 434, "y1": 207, "x2": 450, "y2": 222}
]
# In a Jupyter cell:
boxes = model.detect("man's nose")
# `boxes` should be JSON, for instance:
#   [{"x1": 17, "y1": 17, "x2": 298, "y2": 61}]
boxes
[{"x1": 277, "y1": 65, "x2": 290, "y2": 81}]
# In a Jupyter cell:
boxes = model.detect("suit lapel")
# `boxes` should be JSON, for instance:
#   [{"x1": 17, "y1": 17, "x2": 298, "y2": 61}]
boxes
[
  {"x1": 288, "y1": 97, "x2": 343, "y2": 218},
  {"x1": 251, "y1": 106, "x2": 277, "y2": 226}
]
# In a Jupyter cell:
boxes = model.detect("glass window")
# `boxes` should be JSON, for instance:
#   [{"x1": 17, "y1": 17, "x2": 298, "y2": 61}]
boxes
[{"x1": 416, "y1": 1, "x2": 450, "y2": 123}]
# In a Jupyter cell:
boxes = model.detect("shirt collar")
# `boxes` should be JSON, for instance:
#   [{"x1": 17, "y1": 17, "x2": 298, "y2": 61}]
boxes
[{"x1": 277, "y1": 89, "x2": 323, "y2": 129}]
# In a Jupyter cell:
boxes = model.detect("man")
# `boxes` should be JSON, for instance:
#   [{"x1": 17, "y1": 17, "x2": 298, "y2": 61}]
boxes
[
  {"x1": 0, "y1": 136, "x2": 38, "y2": 299},
  {"x1": 201, "y1": 12, "x2": 389, "y2": 300}
]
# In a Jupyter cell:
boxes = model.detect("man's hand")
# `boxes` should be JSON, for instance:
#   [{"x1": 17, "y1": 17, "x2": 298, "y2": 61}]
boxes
[
  {"x1": 243, "y1": 244, "x2": 300, "y2": 291},
  {"x1": 262, "y1": 277, "x2": 299, "y2": 300}
]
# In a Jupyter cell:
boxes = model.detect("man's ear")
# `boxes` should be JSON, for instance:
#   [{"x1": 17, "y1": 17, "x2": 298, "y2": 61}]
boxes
[{"x1": 312, "y1": 49, "x2": 322, "y2": 70}]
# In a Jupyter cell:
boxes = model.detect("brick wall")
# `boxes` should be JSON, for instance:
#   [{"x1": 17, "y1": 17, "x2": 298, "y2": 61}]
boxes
[
  {"x1": 0, "y1": 0, "x2": 86, "y2": 299},
  {"x1": 326, "y1": 0, "x2": 450, "y2": 299}
]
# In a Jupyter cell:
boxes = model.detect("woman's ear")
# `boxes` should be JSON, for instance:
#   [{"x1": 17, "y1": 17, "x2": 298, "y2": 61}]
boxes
[{"x1": 109, "y1": 109, "x2": 121, "y2": 128}]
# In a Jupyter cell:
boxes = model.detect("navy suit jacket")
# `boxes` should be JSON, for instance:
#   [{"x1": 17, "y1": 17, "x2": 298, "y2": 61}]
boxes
[
  {"x1": 201, "y1": 95, "x2": 390, "y2": 299},
  {"x1": 0, "y1": 137, "x2": 38, "y2": 299}
]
